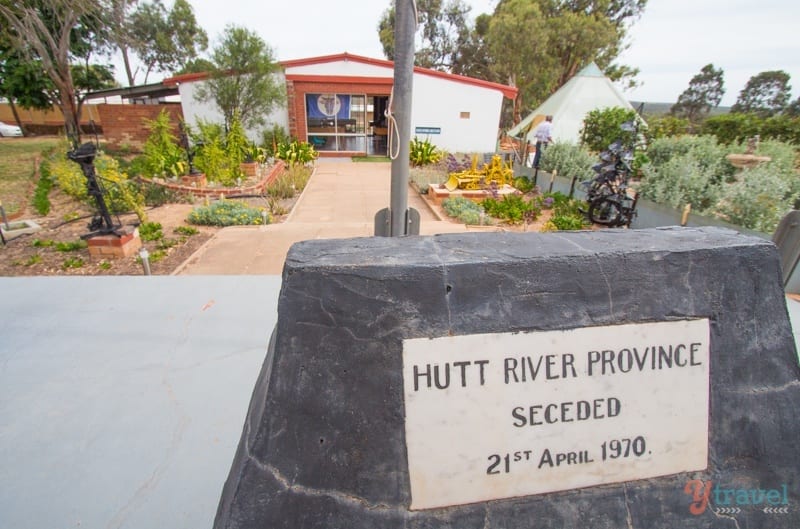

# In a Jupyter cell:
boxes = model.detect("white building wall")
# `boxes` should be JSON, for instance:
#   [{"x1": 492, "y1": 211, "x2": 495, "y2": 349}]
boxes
[
  {"x1": 176, "y1": 72, "x2": 289, "y2": 142},
  {"x1": 410, "y1": 74, "x2": 503, "y2": 154}
]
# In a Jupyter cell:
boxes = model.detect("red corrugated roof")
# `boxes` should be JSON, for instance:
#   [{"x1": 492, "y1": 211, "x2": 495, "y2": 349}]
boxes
[{"x1": 164, "y1": 52, "x2": 517, "y2": 99}]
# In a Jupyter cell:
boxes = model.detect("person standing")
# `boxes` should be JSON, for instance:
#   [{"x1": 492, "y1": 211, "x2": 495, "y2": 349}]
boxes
[{"x1": 532, "y1": 115, "x2": 553, "y2": 169}]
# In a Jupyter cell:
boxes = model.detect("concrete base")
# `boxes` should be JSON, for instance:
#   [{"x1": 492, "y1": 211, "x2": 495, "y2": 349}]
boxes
[{"x1": 1, "y1": 219, "x2": 42, "y2": 240}]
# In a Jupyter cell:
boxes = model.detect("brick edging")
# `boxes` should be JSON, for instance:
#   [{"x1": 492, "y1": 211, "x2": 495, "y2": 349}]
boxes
[{"x1": 138, "y1": 161, "x2": 286, "y2": 198}]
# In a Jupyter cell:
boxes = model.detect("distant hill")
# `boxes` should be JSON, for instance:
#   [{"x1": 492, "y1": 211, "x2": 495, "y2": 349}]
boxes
[{"x1": 630, "y1": 101, "x2": 731, "y2": 117}]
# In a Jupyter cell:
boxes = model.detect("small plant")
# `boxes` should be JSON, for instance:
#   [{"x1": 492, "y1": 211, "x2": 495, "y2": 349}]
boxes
[
  {"x1": 98, "y1": 260, "x2": 112, "y2": 270},
  {"x1": 62, "y1": 211, "x2": 81, "y2": 222},
  {"x1": 157, "y1": 238, "x2": 179, "y2": 250},
  {"x1": 32, "y1": 238, "x2": 55, "y2": 247},
  {"x1": 25, "y1": 254, "x2": 43, "y2": 266},
  {"x1": 139, "y1": 221, "x2": 164, "y2": 242},
  {"x1": 410, "y1": 136, "x2": 443, "y2": 166},
  {"x1": 174, "y1": 225, "x2": 199, "y2": 236},
  {"x1": 513, "y1": 177, "x2": 535, "y2": 194},
  {"x1": 261, "y1": 124, "x2": 291, "y2": 157},
  {"x1": 62, "y1": 256, "x2": 85, "y2": 269},
  {"x1": 149, "y1": 249, "x2": 168, "y2": 262},
  {"x1": 55, "y1": 240, "x2": 88, "y2": 252},
  {"x1": 442, "y1": 196, "x2": 485, "y2": 225},
  {"x1": 276, "y1": 140, "x2": 318, "y2": 166},
  {"x1": 481, "y1": 194, "x2": 539, "y2": 224},
  {"x1": 187, "y1": 199, "x2": 267, "y2": 226}
]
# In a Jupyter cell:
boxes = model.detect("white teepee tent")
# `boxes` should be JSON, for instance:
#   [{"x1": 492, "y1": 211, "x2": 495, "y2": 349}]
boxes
[{"x1": 508, "y1": 62, "x2": 635, "y2": 144}]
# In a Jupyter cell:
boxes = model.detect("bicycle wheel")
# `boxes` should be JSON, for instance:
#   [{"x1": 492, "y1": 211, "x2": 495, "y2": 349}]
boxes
[{"x1": 589, "y1": 197, "x2": 623, "y2": 226}]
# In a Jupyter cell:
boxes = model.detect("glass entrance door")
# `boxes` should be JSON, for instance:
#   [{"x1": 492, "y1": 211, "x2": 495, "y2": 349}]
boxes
[{"x1": 305, "y1": 93, "x2": 367, "y2": 153}]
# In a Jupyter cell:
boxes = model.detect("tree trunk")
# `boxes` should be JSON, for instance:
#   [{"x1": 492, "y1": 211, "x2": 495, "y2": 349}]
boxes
[
  {"x1": 8, "y1": 99, "x2": 25, "y2": 137},
  {"x1": 121, "y1": 47, "x2": 135, "y2": 86}
]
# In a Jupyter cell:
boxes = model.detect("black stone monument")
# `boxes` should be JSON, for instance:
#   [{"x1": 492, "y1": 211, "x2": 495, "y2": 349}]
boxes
[{"x1": 215, "y1": 227, "x2": 799, "y2": 528}]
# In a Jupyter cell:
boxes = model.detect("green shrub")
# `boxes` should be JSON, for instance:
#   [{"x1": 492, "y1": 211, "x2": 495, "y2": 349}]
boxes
[
  {"x1": 580, "y1": 107, "x2": 639, "y2": 152},
  {"x1": 711, "y1": 164, "x2": 797, "y2": 233},
  {"x1": 141, "y1": 110, "x2": 185, "y2": 178},
  {"x1": 539, "y1": 142, "x2": 595, "y2": 180},
  {"x1": 138, "y1": 221, "x2": 164, "y2": 242},
  {"x1": 638, "y1": 135, "x2": 735, "y2": 210},
  {"x1": 481, "y1": 193, "x2": 539, "y2": 224},
  {"x1": 442, "y1": 196, "x2": 484, "y2": 225},
  {"x1": 276, "y1": 140, "x2": 318, "y2": 166},
  {"x1": 549, "y1": 214, "x2": 586, "y2": 231},
  {"x1": 49, "y1": 147, "x2": 147, "y2": 222},
  {"x1": 187, "y1": 199, "x2": 268, "y2": 226},
  {"x1": 409, "y1": 136, "x2": 443, "y2": 166},
  {"x1": 643, "y1": 115, "x2": 692, "y2": 142},
  {"x1": 513, "y1": 177, "x2": 535, "y2": 193},
  {"x1": 699, "y1": 113, "x2": 800, "y2": 145},
  {"x1": 261, "y1": 124, "x2": 290, "y2": 157}
]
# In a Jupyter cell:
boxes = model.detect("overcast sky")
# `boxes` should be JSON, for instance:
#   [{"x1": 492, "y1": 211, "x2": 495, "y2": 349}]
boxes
[{"x1": 165, "y1": 0, "x2": 799, "y2": 107}]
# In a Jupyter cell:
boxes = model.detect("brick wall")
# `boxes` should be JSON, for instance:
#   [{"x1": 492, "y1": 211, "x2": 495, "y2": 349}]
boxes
[{"x1": 96, "y1": 104, "x2": 183, "y2": 152}]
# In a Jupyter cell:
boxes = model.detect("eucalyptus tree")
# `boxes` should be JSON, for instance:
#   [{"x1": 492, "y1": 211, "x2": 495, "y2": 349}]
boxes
[
  {"x1": 732, "y1": 70, "x2": 792, "y2": 118},
  {"x1": 0, "y1": 0, "x2": 114, "y2": 142},
  {"x1": 670, "y1": 64, "x2": 725, "y2": 124}
]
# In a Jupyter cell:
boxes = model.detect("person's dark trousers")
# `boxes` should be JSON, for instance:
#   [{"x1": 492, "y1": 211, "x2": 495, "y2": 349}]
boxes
[{"x1": 533, "y1": 141, "x2": 546, "y2": 169}]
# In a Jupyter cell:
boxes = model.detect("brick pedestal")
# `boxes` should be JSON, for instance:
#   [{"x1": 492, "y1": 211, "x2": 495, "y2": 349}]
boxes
[{"x1": 86, "y1": 227, "x2": 142, "y2": 259}]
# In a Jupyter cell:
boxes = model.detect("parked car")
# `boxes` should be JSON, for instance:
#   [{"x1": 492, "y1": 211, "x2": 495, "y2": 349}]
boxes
[{"x1": 0, "y1": 121, "x2": 23, "y2": 137}]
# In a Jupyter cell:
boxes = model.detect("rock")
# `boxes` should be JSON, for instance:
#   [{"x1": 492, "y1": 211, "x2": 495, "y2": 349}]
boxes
[{"x1": 215, "y1": 227, "x2": 800, "y2": 528}]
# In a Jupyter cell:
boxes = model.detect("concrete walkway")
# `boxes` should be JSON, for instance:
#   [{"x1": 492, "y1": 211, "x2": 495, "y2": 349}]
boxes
[{"x1": 176, "y1": 160, "x2": 471, "y2": 275}]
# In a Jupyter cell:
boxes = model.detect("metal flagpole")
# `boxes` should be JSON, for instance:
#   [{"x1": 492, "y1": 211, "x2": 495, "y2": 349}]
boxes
[{"x1": 375, "y1": 0, "x2": 419, "y2": 236}]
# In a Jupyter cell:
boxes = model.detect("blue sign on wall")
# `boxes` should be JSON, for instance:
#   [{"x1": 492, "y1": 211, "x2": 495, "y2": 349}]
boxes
[{"x1": 415, "y1": 127, "x2": 441, "y2": 135}]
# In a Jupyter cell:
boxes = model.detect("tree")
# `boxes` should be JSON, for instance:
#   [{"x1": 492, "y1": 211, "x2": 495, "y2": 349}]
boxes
[
  {"x1": 486, "y1": 0, "x2": 646, "y2": 122},
  {"x1": 731, "y1": 70, "x2": 792, "y2": 117},
  {"x1": 0, "y1": 0, "x2": 113, "y2": 143},
  {"x1": 0, "y1": 37, "x2": 54, "y2": 133},
  {"x1": 128, "y1": 0, "x2": 207, "y2": 84},
  {"x1": 379, "y1": 0, "x2": 475, "y2": 72},
  {"x1": 194, "y1": 26, "x2": 285, "y2": 131},
  {"x1": 670, "y1": 64, "x2": 725, "y2": 123},
  {"x1": 785, "y1": 97, "x2": 800, "y2": 118}
]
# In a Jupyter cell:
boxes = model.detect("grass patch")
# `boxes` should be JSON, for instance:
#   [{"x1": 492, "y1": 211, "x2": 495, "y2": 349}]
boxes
[{"x1": 0, "y1": 137, "x2": 61, "y2": 215}]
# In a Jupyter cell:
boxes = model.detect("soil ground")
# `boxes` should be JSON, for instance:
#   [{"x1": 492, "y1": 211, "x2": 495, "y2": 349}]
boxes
[{"x1": 0, "y1": 187, "x2": 297, "y2": 277}]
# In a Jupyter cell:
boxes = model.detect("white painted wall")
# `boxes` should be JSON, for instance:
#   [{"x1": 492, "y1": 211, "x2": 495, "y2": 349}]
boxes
[
  {"x1": 410, "y1": 74, "x2": 503, "y2": 154},
  {"x1": 175, "y1": 59, "x2": 506, "y2": 152},
  {"x1": 176, "y1": 71, "x2": 289, "y2": 142}
]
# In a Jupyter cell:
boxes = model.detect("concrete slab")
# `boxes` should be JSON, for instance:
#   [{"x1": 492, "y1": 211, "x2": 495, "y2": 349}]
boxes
[{"x1": 0, "y1": 276, "x2": 281, "y2": 529}]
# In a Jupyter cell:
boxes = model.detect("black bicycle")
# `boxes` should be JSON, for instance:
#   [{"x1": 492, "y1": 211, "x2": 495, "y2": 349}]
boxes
[{"x1": 581, "y1": 121, "x2": 639, "y2": 227}]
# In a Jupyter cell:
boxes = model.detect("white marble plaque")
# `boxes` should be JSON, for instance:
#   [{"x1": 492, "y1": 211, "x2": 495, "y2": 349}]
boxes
[{"x1": 402, "y1": 319, "x2": 710, "y2": 510}]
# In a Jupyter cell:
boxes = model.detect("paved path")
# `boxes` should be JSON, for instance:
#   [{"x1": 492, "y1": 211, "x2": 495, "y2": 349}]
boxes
[{"x1": 176, "y1": 160, "x2": 470, "y2": 275}]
